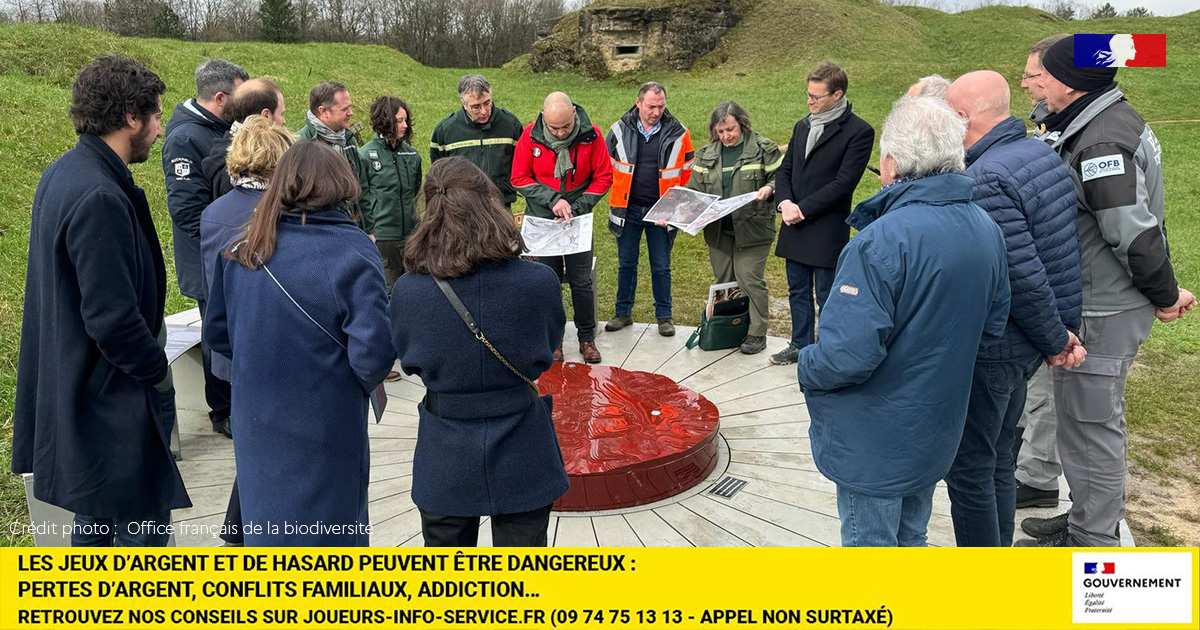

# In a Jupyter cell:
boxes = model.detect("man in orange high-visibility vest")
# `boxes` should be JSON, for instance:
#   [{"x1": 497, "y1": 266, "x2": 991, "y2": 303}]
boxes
[{"x1": 605, "y1": 82, "x2": 694, "y2": 337}]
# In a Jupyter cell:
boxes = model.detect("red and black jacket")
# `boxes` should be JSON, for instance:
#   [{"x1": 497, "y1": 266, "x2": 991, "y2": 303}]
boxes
[{"x1": 511, "y1": 104, "x2": 613, "y2": 220}]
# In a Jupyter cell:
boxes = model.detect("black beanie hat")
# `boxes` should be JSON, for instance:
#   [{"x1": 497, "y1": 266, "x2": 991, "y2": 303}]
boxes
[{"x1": 1043, "y1": 35, "x2": 1118, "y2": 92}]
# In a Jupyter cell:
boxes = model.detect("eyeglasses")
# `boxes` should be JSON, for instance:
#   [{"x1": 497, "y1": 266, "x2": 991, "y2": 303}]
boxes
[
  {"x1": 806, "y1": 92, "x2": 832, "y2": 102},
  {"x1": 1021, "y1": 72, "x2": 1043, "y2": 81}
]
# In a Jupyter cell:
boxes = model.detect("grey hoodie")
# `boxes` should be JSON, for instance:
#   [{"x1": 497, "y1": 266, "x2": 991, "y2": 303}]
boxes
[{"x1": 1051, "y1": 87, "x2": 1178, "y2": 313}]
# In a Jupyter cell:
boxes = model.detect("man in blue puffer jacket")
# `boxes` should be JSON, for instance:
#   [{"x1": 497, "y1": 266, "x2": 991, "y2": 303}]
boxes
[
  {"x1": 797, "y1": 96, "x2": 1011, "y2": 547},
  {"x1": 942, "y1": 71, "x2": 1084, "y2": 547}
]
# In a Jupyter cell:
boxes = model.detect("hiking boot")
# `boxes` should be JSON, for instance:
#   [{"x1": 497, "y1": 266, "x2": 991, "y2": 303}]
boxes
[
  {"x1": 770, "y1": 343, "x2": 799, "y2": 365},
  {"x1": 605, "y1": 314, "x2": 633, "y2": 332},
  {"x1": 740, "y1": 335, "x2": 767, "y2": 355},
  {"x1": 1016, "y1": 480, "x2": 1059, "y2": 509},
  {"x1": 384, "y1": 370, "x2": 403, "y2": 383},
  {"x1": 211, "y1": 416, "x2": 232, "y2": 439},
  {"x1": 657, "y1": 318, "x2": 675, "y2": 337},
  {"x1": 1013, "y1": 529, "x2": 1081, "y2": 547},
  {"x1": 1021, "y1": 512, "x2": 1068, "y2": 538},
  {"x1": 552, "y1": 346, "x2": 564, "y2": 362},
  {"x1": 579, "y1": 341, "x2": 601, "y2": 364}
]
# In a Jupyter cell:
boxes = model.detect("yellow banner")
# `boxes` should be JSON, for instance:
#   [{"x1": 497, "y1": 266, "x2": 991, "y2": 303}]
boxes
[{"x1": 0, "y1": 548, "x2": 1195, "y2": 629}]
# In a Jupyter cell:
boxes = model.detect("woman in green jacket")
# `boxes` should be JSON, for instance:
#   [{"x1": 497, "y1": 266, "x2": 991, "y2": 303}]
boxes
[
  {"x1": 360, "y1": 95, "x2": 423, "y2": 291},
  {"x1": 685, "y1": 101, "x2": 783, "y2": 355}
]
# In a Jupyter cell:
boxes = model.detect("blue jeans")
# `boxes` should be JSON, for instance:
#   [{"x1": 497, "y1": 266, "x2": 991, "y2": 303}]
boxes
[
  {"x1": 945, "y1": 355, "x2": 1043, "y2": 547},
  {"x1": 785, "y1": 259, "x2": 836, "y2": 348},
  {"x1": 836, "y1": 485, "x2": 935, "y2": 547},
  {"x1": 615, "y1": 205, "x2": 676, "y2": 320},
  {"x1": 71, "y1": 512, "x2": 172, "y2": 547}
]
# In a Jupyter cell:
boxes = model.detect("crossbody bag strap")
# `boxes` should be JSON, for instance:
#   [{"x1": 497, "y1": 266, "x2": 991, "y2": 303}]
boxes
[
  {"x1": 433, "y1": 276, "x2": 539, "y2": 394},
  {"x1": 254, "y1": 253, "x2": 385, "y2": 422}
]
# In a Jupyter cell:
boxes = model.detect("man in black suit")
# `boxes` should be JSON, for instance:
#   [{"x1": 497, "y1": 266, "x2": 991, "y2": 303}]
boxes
[{"x1": 772, "y1": 62, "x2": 875, "y2": 365}]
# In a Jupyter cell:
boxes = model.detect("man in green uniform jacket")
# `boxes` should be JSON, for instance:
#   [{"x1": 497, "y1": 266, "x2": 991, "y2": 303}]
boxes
[
  {"x1": 686, "y1": 101, "x2": 782, "y2": 355},
  {"x1": 430, "y1": 74, "x2": 523, "y2": 208},
  {"x1": 360, "y1": 95, "x2": 423, "y2": 292},
  {"x1": 296, "y1": 80, "x2": 368, "y2": 224}
]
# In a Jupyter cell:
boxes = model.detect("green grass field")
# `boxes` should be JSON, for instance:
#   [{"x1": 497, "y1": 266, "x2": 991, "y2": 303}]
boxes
[{"x1": 2, "y1": 2, "x2": 1197, "y2": 546}]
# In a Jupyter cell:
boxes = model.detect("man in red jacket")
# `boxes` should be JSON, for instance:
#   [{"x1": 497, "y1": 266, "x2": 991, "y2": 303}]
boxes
[{"x1": 512, "y1": 92, "x2": 613, "y2": 363}]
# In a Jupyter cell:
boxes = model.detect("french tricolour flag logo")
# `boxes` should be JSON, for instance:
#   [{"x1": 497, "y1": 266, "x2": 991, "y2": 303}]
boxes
[
  {"x1": 1084, "y1": 562, "x2": 1117, "y2": 574},
  {"x1": 1075, "y1": 34, "x2": 1166, "y2": 67}
]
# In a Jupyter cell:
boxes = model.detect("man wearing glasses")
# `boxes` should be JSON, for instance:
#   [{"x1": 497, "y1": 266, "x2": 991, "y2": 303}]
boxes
[
  {"x1": 1021, "y1": 33, "x2": 1069, "y2": 142},
  {"x1": 771, "y1": 62, "x2": 875, "y2": 366},
  {"x1": 1011, "y1": 33, "x2": 1071, "y2": 514},
  {"x1": 430, "y1": 74, "x2": 524, "y2": 210}
]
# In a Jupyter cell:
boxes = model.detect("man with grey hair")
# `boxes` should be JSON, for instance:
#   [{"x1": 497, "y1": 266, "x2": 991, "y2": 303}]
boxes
[
  {"x1": 943, "y1": 71, "x2": 1083, "y2": 547},
  {"x1": 162, "y1": 58, "x2": 246, "y2": 439},
  {"x1": 1023, "y1": 34, "x2": 1069, "y2": 141},
  {"x1": 797, "y1": 96, "x2": 1010, "y2": 547},
  {"x1": 905, "y1": 74, "x2": 950, "y2": 99},
  {"x1": 430, "y1": 74, "x2": 523, "y2": 208}
]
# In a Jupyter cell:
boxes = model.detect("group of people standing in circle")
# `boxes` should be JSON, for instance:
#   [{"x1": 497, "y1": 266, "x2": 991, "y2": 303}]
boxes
[{"x1": 14, "y1": 38, "x2": 1190, "y2": 551}]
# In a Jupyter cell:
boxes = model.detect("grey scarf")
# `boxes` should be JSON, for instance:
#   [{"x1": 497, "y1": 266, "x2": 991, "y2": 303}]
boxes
[
  {"x1": 542, "y1": 113, "x2": 582, "y2": 180},
  {"x1": 805, "y1": 97, "x2": 848, "y2": 159},
  {"x1": 305, "y1": 110, "x2": 345, "y2": 147}
]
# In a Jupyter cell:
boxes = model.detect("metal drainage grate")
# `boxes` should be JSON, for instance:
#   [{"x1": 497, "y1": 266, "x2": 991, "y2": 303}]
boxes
[{"x1": 708, "y1": 476, "x2": 748, "y2": 498}]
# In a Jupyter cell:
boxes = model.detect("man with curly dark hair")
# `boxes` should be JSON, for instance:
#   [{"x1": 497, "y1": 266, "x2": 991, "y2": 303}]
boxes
[{"x1": 13, "y1": 55, "x2": 192, "y2": 547}]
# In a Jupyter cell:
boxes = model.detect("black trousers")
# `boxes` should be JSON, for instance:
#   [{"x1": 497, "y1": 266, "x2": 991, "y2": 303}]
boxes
[
  {"x1": 219, "y1": 479, "x2": 242, "y2": 544},
  {"x1": 196, "y1": 299, "x2": 232, "y2": 421},
  {"x1": 420, "y1": 504, "x2": 553, "y2": 547},
  {"x1": 534, "y1": 250, "x2": 595, "y2": 342}
]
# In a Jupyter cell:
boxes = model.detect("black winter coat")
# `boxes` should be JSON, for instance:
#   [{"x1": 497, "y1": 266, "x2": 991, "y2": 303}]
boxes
[
  {"x1": 13, "y1": 134, "x2": 191, "y2": 519},
  {"x1": 774, "y1": 102, "x2": 875, "y2": 268},
  {"x1": 390, "y1": 259, "x2": 569, "y2": 517},
  {"x1": 162, "y1": 99, "x2": 230, "y2": 299},
  {"x1": 201, "y1": 131, "x2": 234, "y2": 202}
]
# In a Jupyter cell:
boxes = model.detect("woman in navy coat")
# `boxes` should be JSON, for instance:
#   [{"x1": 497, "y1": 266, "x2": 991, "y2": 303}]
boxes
[
  {"x1": 390, "y1": 157, "x2": 569, "y2": 547},
  {"x1": 204, "y1": 140, "x2": 396, "y2": 546}
]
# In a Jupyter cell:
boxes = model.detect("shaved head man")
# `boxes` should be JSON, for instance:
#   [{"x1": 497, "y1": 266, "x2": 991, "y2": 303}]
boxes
[
  {"x1": 511, "y1": 91, "x2": 612, "y2": 363},
  {"x1": 945, "y1": 70, "x2": 1011, "y2": 149},
  {"x1": 542, "y1": 92, "x2": 576, "y2": 140},
  {"x1": 942, "y1": 69, "x2": 1083, "y2": 548}
]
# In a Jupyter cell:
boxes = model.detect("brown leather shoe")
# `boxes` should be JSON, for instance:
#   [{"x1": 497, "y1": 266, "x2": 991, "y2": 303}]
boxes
[
  {"x1": 552, "y1": 346, "x2": 564, "y2": 362},
  {"x1": 384, "y1": 370, "x2": 402, "y2": 383},
  {"x1": 579, "y1": 341, "x2": 601, "y2": 364}
]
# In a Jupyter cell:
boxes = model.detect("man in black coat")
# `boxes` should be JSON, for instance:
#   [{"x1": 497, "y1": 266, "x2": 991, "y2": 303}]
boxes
[
  {"x1": 13, "y1": 55, "x2": 191, "y2": 546},
  {"x1": 162, "y1": 58, "x2": 247, "y2": 438},
  {"x1": 772, "y1": 62, "x2": 875, "y2": 365},
  {"x1": 201, "y1": 78, "x2": 286, "y2": 202}
]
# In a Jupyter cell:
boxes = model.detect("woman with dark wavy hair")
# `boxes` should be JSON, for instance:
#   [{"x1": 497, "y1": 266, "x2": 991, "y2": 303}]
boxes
[
  {"x1": 359, "y1": 95, "x2": 422, "y2": 291},
  {"x1": 204, "y1": 140, "x2": 396, "y2": 547},
  {"x1": 390, "y1": 156, "x2": 569, "y2": 547}
]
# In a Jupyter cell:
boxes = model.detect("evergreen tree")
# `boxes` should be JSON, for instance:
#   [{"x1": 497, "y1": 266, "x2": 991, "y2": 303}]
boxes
[
  {"x1": 1090, "y1": 2, "x2": 1118, "y2": 19},
  {"x1": 259, "y1": 0, "x2": 298, "y2": 42}
]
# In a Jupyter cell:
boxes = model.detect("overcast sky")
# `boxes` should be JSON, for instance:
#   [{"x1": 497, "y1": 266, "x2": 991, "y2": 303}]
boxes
[{"x1": 951, "y1": 0, "x2": 1194, "y2": 15}]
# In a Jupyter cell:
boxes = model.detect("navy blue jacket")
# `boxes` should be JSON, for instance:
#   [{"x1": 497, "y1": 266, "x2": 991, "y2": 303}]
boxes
[
  {"x1": 199, "y1": 186, "x2": 262, "y2": 381},
  {"x1": 966, "y1": 116, "x2": 1081, "y2": 360},
  {"x1": 13, "y1": 134, "x2": 190, "y2": 518},
  {"x1": 162, "y1": 99, "x2": 230, "y2": 299},
  {"x1": 205, "y1": 209, "x2": 395, "y2": 546},
  {"x1": 797, "y1": 173, "x2": 1010, "y2": 497},
  {"x1": 390, "y1": 259, "x2": 570, "y2": 517}
]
